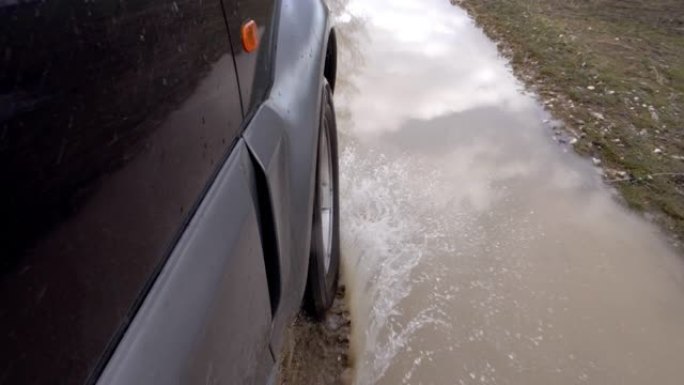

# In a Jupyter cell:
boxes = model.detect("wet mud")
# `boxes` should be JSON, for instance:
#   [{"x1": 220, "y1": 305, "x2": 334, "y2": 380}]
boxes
[{"x1": 278, "y1": 286, "x2": 353, "y2": 385}]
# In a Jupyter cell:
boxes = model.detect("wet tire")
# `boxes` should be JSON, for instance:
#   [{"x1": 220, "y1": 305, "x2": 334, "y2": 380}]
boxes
[{"x1": 305, "y1": 81, "x2": 340, "y2": 319}]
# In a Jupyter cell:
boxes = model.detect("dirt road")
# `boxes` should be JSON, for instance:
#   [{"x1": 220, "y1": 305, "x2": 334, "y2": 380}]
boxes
[{"x1": 278, "y1": 286, "x2": 352, "y2": 385}]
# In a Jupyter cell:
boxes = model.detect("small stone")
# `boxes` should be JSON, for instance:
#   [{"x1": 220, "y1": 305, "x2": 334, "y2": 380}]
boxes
[
  {"x1": 570, "y1": 138, "x2": 578, "y2": 145},
  {"x1": 590, "y1": 111, "x2": 605, "y2": 120},
  {"x1": 654, "y1": 148, "x2": 663, "y2": 155},
  {"x1": 587, "y1": 85, "x2": 596, "y2": 91},
  {"x1": 326, "y1": 314, "x2": 342, "y2": 331},
  {"x1": 592, "y1": 157, "x2": 602, "y2": 166}
]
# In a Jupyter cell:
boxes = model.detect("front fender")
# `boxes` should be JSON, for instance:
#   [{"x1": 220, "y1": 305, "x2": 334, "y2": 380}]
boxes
[{"x1": 242, "y1": 0, "x2": 334, "y2": 356}]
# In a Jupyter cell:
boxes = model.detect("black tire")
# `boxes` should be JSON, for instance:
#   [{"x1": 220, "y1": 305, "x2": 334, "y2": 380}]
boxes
[{"x1": 305, "y1": 81, "x2": 340, "y2": 319}]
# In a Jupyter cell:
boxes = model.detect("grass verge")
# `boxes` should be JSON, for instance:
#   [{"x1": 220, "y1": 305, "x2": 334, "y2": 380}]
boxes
[{"x1": 456, "y1": 0, "x2": 684, "y2": 247}]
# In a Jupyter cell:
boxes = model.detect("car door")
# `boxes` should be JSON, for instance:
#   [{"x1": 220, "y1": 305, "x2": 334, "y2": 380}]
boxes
[
  {"x1": 96, "y1": 142, "x2": 275, "y2": 385},
  {"x1": 0, "y1": 0, "x2": 273, "y2": 383}
]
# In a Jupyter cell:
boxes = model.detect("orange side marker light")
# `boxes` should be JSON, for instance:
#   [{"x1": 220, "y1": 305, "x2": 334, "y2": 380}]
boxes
[{"x1": 241, "y1": 20, "x2": 259, "y2": 53}]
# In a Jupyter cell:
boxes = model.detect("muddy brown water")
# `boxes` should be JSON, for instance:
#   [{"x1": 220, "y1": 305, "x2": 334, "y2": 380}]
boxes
[{"x1": 331, "y1": 0, "x2": 684, "y2": 384}]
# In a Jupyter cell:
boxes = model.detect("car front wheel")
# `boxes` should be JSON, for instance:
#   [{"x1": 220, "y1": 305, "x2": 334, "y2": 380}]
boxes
[{"x1": 305, "y1": 81, "x2": 340, "y2": 318}]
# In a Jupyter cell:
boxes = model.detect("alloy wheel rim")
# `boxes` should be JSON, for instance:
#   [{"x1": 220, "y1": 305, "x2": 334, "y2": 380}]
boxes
[{"x1": 318, "y1": 122, "x2": 334, "y2": 274}]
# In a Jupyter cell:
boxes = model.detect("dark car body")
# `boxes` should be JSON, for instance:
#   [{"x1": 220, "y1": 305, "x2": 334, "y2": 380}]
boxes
[{"x1": 0, "y1": 0, "x2": 337, "y2": 383}]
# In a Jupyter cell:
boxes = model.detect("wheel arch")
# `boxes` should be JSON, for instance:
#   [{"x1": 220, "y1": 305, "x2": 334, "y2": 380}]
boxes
[{"x1": 324, "y1": 27, "x2": 338, "y2": 93}]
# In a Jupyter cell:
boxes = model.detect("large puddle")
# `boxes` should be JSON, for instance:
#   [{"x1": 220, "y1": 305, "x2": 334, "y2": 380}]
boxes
[{"x1": 332, "y1": 0, "x2": 684, "y2": 384}]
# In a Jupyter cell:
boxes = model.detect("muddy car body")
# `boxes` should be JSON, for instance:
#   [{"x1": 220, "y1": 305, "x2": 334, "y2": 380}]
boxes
[{"x1": 0, "y1": 0, "x2": 339, "y2": 383}]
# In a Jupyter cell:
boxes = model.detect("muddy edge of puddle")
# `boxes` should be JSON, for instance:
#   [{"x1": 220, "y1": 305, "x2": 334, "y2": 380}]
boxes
[
  {"x1": 278, "y1": 284, "x2": 353, "y2": 385},
  {"x1": 456, "y1": 0, "x2": 684, "y2": 250}
]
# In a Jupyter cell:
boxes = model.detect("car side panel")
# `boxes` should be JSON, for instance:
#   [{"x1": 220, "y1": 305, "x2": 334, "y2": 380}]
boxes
[
  {"x1": 242, "y1": 0, "x2": 333, "y2": 355},
  {"x1": 96, "y1": 141, "x2": 273, "y2": 385},
  {"x1": 96, "y1": 0, "x2": 333, "y2": 382},
  {"x1": 0, "y1": 0, "x2": 243, "y2": 383}
]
